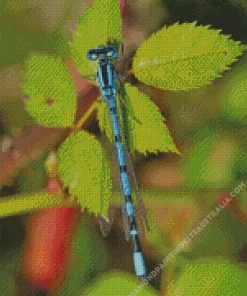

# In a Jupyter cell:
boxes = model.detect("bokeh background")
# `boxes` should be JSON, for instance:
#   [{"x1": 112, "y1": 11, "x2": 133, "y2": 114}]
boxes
[{"x1": 0, "y1": 0, "x2": 247, "y2": 295}]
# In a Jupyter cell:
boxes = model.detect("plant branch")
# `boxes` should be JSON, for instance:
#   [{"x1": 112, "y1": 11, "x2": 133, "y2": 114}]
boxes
[
  {"x1": 0, "y1": 66, "x2": 99, "y2": 186},
  {"x1": 0, "y1": 191, "x2": 76, "y2": 217},
  {"x1": 73, "y1": 100, "x2": 99, "y2": 132}
]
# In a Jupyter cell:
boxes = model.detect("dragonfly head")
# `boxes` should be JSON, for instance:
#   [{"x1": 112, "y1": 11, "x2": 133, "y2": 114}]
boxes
[{"x1": 87, "y1": 46, "x2": 118, "y2": 61}]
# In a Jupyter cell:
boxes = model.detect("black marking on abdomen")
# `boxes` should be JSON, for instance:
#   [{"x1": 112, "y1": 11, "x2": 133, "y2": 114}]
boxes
[
  {"x1": 114, "y1": 135, "x2": 121, "y2": 142},
  {"x1": 129, "y1": 215, "x2": 137, "y2": 229},
  {"x1": 120, "y1": 165, "x2": 127, "y2": 173},
  {"x1": 125, "y1": 195, "x2": 132, "y2": 202},
  {"x1": 102, "y1": 64, "x2": 109, "y2": 85},
  {"x1": 132, "y1": 234, "x2": 142, "y2": 252}
]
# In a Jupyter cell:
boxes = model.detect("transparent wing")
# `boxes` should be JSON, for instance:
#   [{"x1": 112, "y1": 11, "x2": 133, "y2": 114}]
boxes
[
  {"x1": 117, "y1": 81, "x2": 150, "y2": 233},
  {"x1": 117, "y1": 78, "x2": 142, "y2": 125},
  {"x1": 123, "y1": 144, "x2": 150, "y2": 232},
  {"x1": 98, "y1": 216, "x2": 111, "y2": 237},
  {"x1": 98, "y1": 106, "x2": 130, "y2": 241},
  {"x1": 98, "y1": 132, "x2": 117, "y2": 237},
  {"x1": 110, "y1": 115, "x2": 131, "y2": 241}
]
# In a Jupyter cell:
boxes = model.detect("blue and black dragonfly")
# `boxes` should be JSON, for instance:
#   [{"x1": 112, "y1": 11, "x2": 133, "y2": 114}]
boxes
[{"x1": 87, "y1": 44, "x2": 149, "y2": 280}]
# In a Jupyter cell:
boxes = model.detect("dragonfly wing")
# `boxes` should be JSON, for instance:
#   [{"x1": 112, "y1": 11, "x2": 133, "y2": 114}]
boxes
[
  {"x1": 98, "y1": 142, "x2": 116, "y2": 237},
  {"x1": 99, "y1": 216, "x2": 111, "y2": 237},
  {"x1": 98, "y1": 202, "x2": 117, "y2": 237},
  {"x1": 98, "y1": 109, "x2": 130, "y2": 240},
  {"x1": 116, "y1": 86, "x2": 150, "y2": 233},
  {"x1": 121, "y1": 199, "x2": 131, "y2": 241},
  {"x1": 117, "y1": 77, "x2": 142, "y2": 125},
  {"x1": 98, "y1": 113, "x2": 117, "y2": 237},
  {"x1": 123, "y1": 143, "x2": 150, "y2": 232},
  {"x1": 111, "y1": 133, "x2": 131, "y2": 241},
  {"x1": 101, "y1": 102, "x2": 131, "y2": 241}
]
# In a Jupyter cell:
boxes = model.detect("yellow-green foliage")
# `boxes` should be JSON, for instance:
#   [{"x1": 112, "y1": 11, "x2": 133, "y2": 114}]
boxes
[
  {"x1": 133, "y1": 22, "x2": 246, "y2": 90},
  {"x1": 83, "y1": 271, "x2": 159, "y2": 296},
  {"x1": 97, "y1": 83, "x2": 179, "y2": 155},
  {"x1": 58, "y1": 131, "x2": 112, "y2": 216},
  {"x1": 71, "y1": 0, "x2": 121, "y2": 81},
  {"x1": 23, "y1": 55, "x2": 76, "y2": 127},
  {"x1": 220, "y1": 57, "x2": 247, "y2": 123},
  {"x1": 167, "y1": 259, "x2": 247, "y2": 296}
]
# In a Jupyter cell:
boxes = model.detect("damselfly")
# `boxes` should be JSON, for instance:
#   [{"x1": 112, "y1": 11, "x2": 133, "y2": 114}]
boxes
[{"x1": 87, "y1": 45, "x2": 149, "y2": 280}]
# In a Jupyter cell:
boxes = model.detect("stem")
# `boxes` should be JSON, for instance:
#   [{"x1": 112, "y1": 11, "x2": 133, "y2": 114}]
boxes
[
  {"x1": 125, "y1": 68, "x2": 134, "y2": 78},
  {"x1": 73, "y1": 100, "x2": 99, "y2": 132},
  {"x1": 0, "y1": 191, "x2": 75, "y2": 217}
]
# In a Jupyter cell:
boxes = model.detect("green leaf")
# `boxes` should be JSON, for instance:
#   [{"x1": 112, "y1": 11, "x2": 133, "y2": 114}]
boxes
[
  {"x1": 83, "y1": 271, "x2": 159, "y2": 296},
  {"x1": 233, "y1": 146, "x2": 247, "y2": 179},
  {"x1": 0, "y1": 271, "x2": 15, "y2": 296},
  {"x1": 60, "y1": 220, "x2": 108, "y2": 296},
  {"x1": 97, "y1": 83, "x2": 179, "y2": 155},
  {"x1": 58, "y1": 131, "x2": 112, "y2": 216},
  {"x1": 183, "y1": 127, "x2": 238, "y2": 189},
  {"x1": 71, "y1": 0, "x2": 121, "y2": 81},
  {"x1": 0, "y1": 16, "x2": 70, "y2": 70},
  {"x1": 238, "y1": 190, "x2": 247, "y2": 212},
  {"x1": 0, "y1": 17, "x2": 30, "y2": 69},
  {"x1": 191, "y1": 208, "x2": 247, "y2": 258},
  {"x1": 0, "y1": 248, "x2": 22, "y2": 296},
  {"x1": 167, "y1": 259, "x2": 247, "y2": 296},
  {"x1": 0, "y1": 99, "x2": 34, "y2": 134},
  {"x1": 16, "y1": 152, "x2": 48, "y2": 193},
  {"x1": 0, "y1": 192, "x2": 62, "y2": 218},
  {"x1": 1, "y1": 248, "x2": 22, "y2": 273},
  {"x1": 23, "y1": 55, "x2": 76, "y2": 127},
  {"x1": 133, "y1": 22, "x2": 246, "y2": 91},
  {"x1": 220, "y1": 57, "x2": 247, "y2": 123}
]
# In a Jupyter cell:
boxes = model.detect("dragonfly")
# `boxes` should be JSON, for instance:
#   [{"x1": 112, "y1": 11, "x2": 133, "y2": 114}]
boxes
[{"x1": 87, "y1": 44, "x2": 149, "y2": 280}]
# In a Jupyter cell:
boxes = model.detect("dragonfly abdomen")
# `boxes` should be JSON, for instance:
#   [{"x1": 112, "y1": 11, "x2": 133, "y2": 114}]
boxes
[{"x1": 107, "y1": 94, "x2": 147, "y2": 279}]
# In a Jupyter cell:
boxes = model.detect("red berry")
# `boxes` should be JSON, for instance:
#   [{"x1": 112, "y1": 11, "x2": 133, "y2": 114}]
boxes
[{"x1": 21, "y1": 207, "x2": 80, "y2": 290}]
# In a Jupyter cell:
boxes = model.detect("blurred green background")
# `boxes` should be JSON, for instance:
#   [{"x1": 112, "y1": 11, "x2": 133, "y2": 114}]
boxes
[{"x1": 0, "y1": 0, "x2": 247, "y2": 295}]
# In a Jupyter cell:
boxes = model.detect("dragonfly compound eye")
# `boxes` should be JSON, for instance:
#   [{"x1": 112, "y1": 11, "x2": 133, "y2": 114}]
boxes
[
  {"x1": 106, "y1": 46, "x2": 118, "y2": 58},
  {"x1": 87, "y1": 49, "x2": 98, "y2": 61}
]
